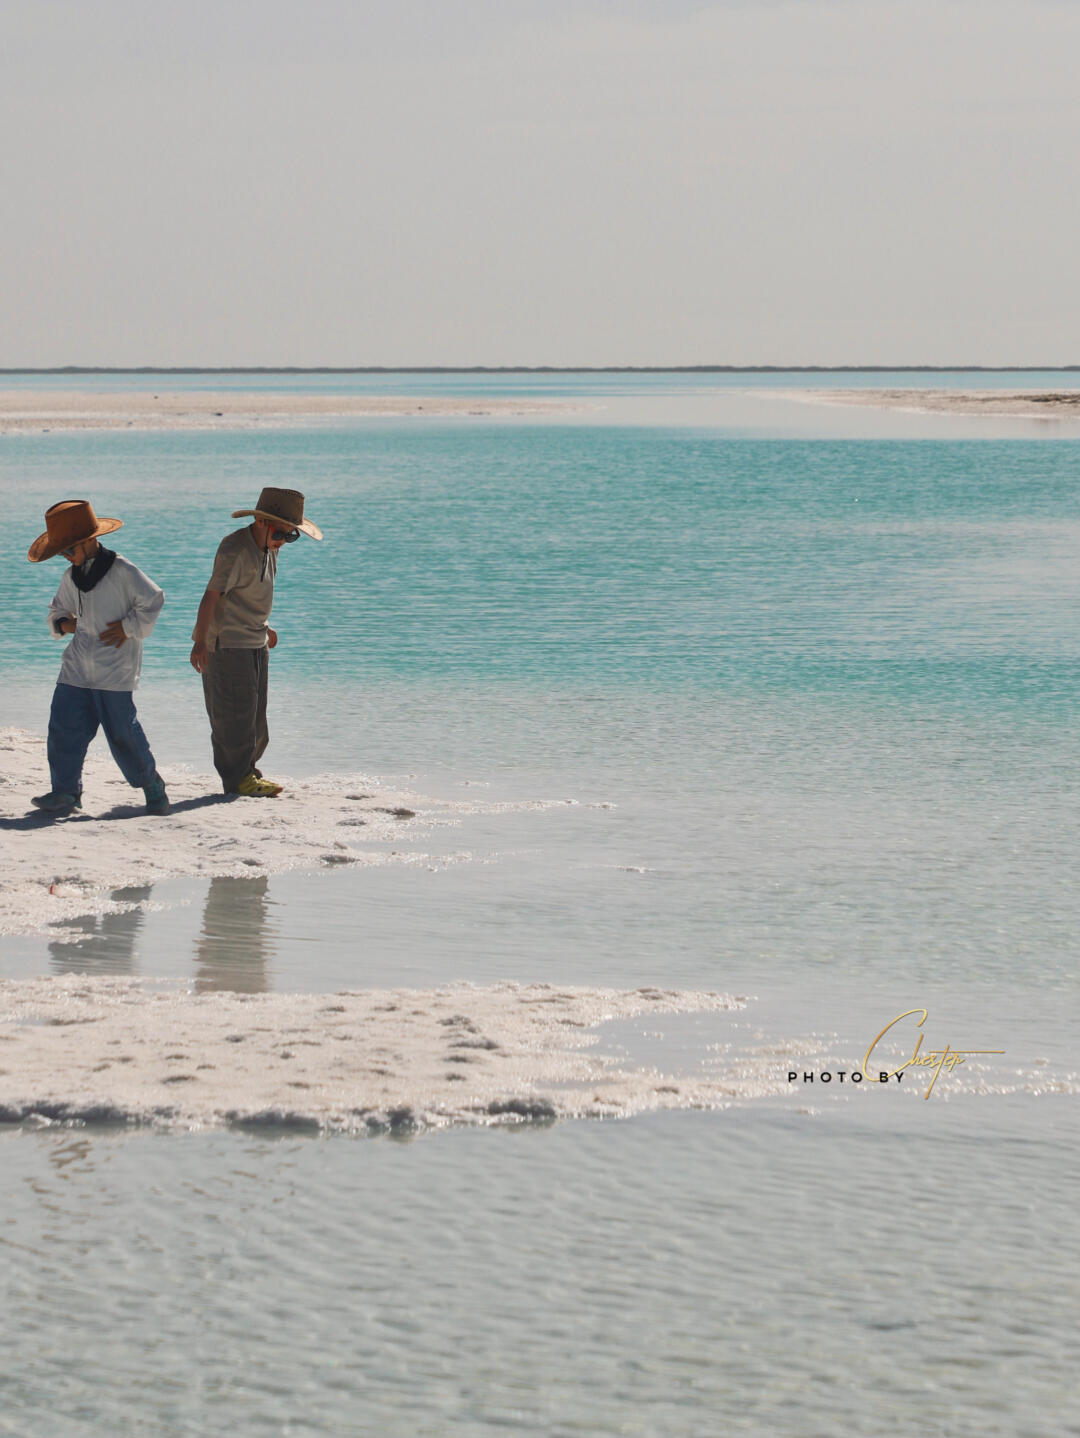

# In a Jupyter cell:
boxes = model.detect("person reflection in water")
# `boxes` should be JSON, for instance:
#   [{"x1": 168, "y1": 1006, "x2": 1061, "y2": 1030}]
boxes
[
  {"x1": 49, "y1": 886, "x2": 152, "y2": 976},
  {"x1": 195, "y1": 875, "x2": 274, "y2": 994}
]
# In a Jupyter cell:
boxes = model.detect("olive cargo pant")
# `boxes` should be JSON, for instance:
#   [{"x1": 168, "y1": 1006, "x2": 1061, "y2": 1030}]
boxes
[{"x1": 202, "y1": 646, "x2": 269, "y2": 793}]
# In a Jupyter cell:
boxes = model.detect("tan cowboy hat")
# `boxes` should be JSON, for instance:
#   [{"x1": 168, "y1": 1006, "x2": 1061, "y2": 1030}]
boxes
[
  {"x1": 232, "y1": 486, "x2": 323, "y2": 540},
  {"x1": 28, "y1": 500, "x2": 123, "y2": 563}
]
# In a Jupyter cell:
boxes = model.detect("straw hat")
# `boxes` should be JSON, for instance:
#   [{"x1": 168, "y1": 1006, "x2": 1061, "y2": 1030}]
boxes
[
  {"x1": 232, "y1": 487, "x2": 323, "y2": 540},
  {"x1": 28, "y1": 500, "x2": 123, "y2": 563}
]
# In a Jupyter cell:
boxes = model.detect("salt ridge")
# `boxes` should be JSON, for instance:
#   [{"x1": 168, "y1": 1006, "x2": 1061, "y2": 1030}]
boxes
[{"x1": 0, "y1": 977, "x2": 747, "y2": 1133}]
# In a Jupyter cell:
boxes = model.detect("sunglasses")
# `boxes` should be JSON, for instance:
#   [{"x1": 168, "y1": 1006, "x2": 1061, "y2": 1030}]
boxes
[{"x1": 270, "y1": 528, "x2": 300, "y2": 543}]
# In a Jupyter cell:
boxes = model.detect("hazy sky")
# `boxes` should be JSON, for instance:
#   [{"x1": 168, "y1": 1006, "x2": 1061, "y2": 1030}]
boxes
[{"x1": 2, "y1": 0, "x2": 1078, "y2": 367}]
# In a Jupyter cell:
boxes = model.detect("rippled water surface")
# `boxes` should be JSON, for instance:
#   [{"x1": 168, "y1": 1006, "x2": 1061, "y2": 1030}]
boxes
[
  {"x1": 3, "y1": 373, "x2": 1079, "y2": 1433},
  {"x1": 4, "y1": 1108, "x2": 1079, "y2": 1438}
]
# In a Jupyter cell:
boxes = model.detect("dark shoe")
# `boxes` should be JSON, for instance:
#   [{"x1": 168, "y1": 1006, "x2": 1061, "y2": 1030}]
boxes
[
  {"x1": 143, "y1": 776, "x2": 170, "y2": 815},
  {"x1": 31, "y1": 791, "x2": 82, "y2": 813}
]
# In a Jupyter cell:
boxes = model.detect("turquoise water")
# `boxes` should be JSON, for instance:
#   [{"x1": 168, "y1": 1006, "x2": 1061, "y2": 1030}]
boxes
[
  {"x1": 11, "y1": 412, "x2": 1080, "y2": 701},
  {"x1": 3, "y1": 374, "x2": 1080, "y2": 1434}
]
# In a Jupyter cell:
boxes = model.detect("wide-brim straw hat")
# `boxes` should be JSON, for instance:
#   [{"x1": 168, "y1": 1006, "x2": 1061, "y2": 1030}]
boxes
[
  {"x1": 28, "y1": 500, "x2": 123, "y2": 563},
  {"x1": 232, "y1": 486, "x2": 323, "y2": 540}
]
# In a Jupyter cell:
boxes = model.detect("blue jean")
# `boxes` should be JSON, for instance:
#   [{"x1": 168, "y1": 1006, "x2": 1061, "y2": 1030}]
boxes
[{"x1": 47, "y1": 683, "x2": 159, "y2": 795}]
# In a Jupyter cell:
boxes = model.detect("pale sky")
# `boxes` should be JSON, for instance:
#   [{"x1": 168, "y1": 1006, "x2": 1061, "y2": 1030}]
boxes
[{"x1": 2, "y1": 0, "x2": 1078, "y2": 367}]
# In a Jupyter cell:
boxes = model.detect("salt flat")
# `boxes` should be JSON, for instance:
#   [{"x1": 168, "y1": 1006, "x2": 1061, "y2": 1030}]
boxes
[{"x1": 0, "y1": 728, "x2": 560, "y2": 939}]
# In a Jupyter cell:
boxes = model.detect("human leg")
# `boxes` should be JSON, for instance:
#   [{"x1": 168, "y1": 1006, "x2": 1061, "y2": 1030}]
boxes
[
  {"x1": 252, "y1": 647, "x2": 270, "y2": 770},
  {"x1": 94, "y1": 690, "x2": 159, "y2": 789},
  {"x1": 45, "y1": 683, "x2": 99, "y2": 797},
  {"x1": 203, "y1": 648, "x2": 261, "y2": 793}
]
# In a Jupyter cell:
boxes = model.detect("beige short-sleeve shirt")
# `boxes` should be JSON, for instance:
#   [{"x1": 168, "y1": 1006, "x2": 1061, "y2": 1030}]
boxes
[{"x1": 199, "y1": 526, "x2": 277, "y2": 649}]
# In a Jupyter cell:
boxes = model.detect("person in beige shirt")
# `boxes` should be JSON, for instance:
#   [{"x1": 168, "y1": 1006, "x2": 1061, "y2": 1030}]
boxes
[{"x1": 190, "y1": 488, "x2": 322, "y2": 797}]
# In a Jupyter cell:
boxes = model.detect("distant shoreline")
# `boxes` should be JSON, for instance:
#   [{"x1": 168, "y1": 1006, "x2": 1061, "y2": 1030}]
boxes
[
  {"x1": 8, "y1": 381, "x2": 1080, "y2": 433},
  {"x1": 777, "y1": 387, "x2": 1080, "y2": 418},
  {"x1": 2, "y1": 365, "x2": 1079, "y2": 375}
]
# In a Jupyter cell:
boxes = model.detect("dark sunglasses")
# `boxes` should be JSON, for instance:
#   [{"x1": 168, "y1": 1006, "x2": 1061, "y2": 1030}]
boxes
[{"x1": 270, "y1": 528, "x2": 300, "y2": 543}]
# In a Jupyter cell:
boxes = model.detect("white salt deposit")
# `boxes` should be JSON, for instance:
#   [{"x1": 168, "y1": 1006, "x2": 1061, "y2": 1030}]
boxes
[
  {"x1": 1, "y1": 728, "x2": 560, "y2": 939},
  {"x1": 2, "y1": 978, "x2": 1066, "y2": 1135},
  {"x1": 0, "y1": 977, "x2": 747, "y2": 1132}
]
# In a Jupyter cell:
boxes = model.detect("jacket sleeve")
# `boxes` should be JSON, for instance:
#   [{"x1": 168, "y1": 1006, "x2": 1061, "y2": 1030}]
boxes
[
  {"x1": 119, "y1": 565, "x2": 166, "y2": 640},
  {"x1": 47, "y1": 571, "x2": 77, "y2": 638}
]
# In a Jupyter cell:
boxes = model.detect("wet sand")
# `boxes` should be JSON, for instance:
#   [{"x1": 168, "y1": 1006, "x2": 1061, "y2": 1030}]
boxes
[{"x1": 0, "y1": 389, "x2": 575, "y2": 433}]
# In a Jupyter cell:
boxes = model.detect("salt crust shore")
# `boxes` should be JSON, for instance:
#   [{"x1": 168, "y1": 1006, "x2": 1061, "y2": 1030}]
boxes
[
  {"x1": 1, "y1": 728, "x2": 565, "y2": 939},
  {"x1": 0, "y1": 390, "x2": 574, "y2": 433},
  {"x1": 0, "y1": 977, "x2": 1071, "y2": 1133},
  {"x1": 0, "y1": 977, "x2": 747, "y2": 1132},
  {"x1": 776, "y1": 387, "x2": 1080, "y2": 417}
]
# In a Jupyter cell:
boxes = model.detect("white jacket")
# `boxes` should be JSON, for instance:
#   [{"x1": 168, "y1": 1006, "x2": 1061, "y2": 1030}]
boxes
[{"x1": 48, "y1": 554, "x2": 165, "y2": 692}]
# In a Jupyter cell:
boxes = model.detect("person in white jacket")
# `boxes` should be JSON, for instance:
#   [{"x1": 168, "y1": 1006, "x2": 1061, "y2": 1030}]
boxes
[{"x1": 27, "y1": 499, "x2": 169, "y2": 815}]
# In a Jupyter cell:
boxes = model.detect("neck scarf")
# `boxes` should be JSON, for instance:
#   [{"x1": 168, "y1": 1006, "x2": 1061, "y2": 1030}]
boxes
[{"x1": 70, "y1": 546, "x2": 117, "y2": 593}]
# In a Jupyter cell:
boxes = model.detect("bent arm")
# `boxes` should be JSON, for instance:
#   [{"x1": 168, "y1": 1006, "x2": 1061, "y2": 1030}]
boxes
[
  {"x1": 119, "y1": 571, "x2": 165, "y2": 641},
  {"x1": 47, "y1": 572, "x2": 77, "y2": 638}
]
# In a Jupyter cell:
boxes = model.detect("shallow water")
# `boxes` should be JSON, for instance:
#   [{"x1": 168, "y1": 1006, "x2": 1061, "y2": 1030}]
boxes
[
  {"x1": 3, "y1": 372, "x2": 1079, "y2": 1432},
  {"x1": 3, "y1": 1107, "x2": 1078, "y2": 1437}
]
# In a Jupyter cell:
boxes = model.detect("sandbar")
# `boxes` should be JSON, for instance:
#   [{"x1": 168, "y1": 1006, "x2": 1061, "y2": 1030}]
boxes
[
  {"x1": 0, "y1": 389, "x2": 576, "y2": 433},
  {"x1": 775, "y1": 388, "x2": 1080, "y2": 418}
]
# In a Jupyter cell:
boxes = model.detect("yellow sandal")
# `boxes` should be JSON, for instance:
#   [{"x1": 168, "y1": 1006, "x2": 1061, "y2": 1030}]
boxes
[{"x1": 235, "y1": 772, "x2": 283, "y2": 797}]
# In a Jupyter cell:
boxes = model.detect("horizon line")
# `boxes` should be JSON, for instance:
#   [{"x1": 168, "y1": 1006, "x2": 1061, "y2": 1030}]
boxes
[{"x1": 2, "y1": 364, "x2": 1080, "y2": 376}]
